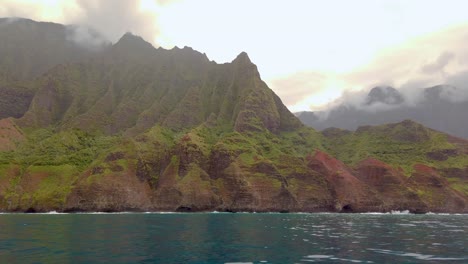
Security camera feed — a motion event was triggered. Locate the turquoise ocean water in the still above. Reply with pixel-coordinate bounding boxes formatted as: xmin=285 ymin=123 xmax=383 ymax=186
xmin=0 ymin=213 xmax=466 ymax=263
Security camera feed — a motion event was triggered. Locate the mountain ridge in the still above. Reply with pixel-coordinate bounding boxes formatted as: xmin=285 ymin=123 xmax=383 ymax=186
xmin=0 ymin=18 xmax=467 ymax=213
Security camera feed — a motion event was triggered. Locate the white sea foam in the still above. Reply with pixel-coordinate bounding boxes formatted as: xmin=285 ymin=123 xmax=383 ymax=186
xmin=46 ymin=211 xmax=67 ymax=214
xmin=24 ymin=211 xmax=70 ymax=215
xmin=390 ymin=210 xmax=410 ymax=214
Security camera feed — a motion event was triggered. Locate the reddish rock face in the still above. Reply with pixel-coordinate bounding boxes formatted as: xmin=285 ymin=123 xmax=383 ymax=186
xmin=1 ymin=147 xmax=467 ymax=213
xmin=355 ymin=158 xmax=426 ymax=212
xmin=307 ymin=151 xmax=382 ymax=212
xmin=304 ymin=153 xmax=467 ymax=213
xmin=407 ymin=164 xmax=467 ymax=213
xmin=65 ymin=170 xmax=154 ymax=212
xmin=355 ymin=158 xmax=406 ymax=188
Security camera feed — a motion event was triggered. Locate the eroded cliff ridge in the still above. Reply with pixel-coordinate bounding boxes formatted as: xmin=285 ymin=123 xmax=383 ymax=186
xmin=0 ymin=18 xmax=467 ymax=213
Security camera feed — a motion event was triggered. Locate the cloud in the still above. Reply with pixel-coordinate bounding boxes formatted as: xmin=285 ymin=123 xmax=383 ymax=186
xmin=421 ymin=51 xmax=455 ymax=74
xmin=0 ymin=0 xmax=176 ymax=45
xmin=0 ymin=1 xmax=39 ymax=19
xmin=443 ymin=70 xmax=468 ymax=101
xmin=271 ymin=23 xmax=468 ymax=111
xmin=70 ymin=0 xmax=160 ymax=44
xmin=65 ymin=25 xmax=110 ymax=49
xmin=270 ymin=72 xmax=327 ymax=107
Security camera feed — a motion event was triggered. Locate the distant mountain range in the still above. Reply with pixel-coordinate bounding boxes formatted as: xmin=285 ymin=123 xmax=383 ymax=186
xmin=297 ymin=85 xmax=468 ymax=139
xmin=0 ymin=18 xmax=467 ymax=213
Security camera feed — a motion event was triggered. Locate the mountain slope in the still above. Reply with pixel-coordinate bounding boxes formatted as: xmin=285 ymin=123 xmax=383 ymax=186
xmin=322 ymin=120 xmax=468 ymax=212
xmin=16 ymin=34 xmax=301 ymax=135
xmin=0 ymin=18 xmax=107 ymax=84
xmin=0 ymin=18 xmax=108 ymax=120
xmin=0 ymin=18 xmax=467 ymax=213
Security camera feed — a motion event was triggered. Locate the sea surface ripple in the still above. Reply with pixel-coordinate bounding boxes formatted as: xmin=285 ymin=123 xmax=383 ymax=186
xmin=0 ymin=213 xmax=466 ymax=263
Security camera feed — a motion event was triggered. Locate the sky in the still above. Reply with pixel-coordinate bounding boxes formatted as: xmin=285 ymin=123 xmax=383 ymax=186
xmin=2 ymin=0 xmax=468 ymax=112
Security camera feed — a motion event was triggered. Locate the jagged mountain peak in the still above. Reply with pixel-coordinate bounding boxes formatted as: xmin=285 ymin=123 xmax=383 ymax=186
xmin=113 ymin=32 xmax=155 ymax=52
xmin=232 ymin=51 xmax=252 ymax=64
xmin=118 ymin=32 xmax=145 ymax=42
xmin=230 ymin=51 xmax=261 ymax=80
xmin=365 ymin=86 xmax=404 ymax=105
xmin=167 ymin=45 xmax=210 ymax=63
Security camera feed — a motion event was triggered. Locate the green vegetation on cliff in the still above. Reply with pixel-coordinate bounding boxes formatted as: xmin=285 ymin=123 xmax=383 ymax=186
xmin=323 ymin=120 xmax=463 ymax=174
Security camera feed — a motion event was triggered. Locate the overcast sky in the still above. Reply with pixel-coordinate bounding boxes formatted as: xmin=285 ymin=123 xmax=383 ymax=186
xmin=2 ymin=0 xmax=468 ymax=111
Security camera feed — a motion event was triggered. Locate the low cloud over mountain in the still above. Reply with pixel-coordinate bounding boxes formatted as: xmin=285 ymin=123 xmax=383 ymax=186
xmin=0 ymin=0 xmax=174 ymax=45
xmin=297 ymin=84 xmax=468 ymax=138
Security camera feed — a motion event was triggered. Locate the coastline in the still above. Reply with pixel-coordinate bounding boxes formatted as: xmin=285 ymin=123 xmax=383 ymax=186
xmin=1 ymin=209 xmax=468 ymax=215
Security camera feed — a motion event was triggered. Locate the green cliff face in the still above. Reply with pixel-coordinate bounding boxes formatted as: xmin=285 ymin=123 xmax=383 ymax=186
xmin=15 ymin=34 xmax=301 ymax=135
xmin=0 ymin=18 xmax=467 ymax=213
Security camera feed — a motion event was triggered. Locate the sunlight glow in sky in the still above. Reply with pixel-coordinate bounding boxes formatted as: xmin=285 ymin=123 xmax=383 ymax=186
xmin=2 ymin=0 xmax=468 ymax=111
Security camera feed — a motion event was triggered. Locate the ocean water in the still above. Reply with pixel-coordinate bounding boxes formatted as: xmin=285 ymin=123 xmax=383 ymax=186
xmin=0 ymin=213 xmax=466 ymax=263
